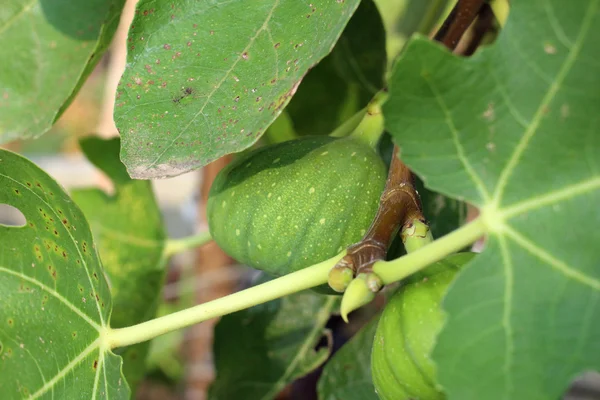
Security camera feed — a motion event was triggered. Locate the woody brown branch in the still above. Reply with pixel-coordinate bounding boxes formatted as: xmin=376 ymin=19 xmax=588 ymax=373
xmin=335 ymin=0 xmax=487 ymax=277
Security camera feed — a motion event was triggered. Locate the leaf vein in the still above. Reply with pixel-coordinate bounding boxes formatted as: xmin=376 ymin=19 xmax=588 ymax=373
xmin=487 ymin=64 xmax=529 ymax=128
xmin=91 ymin=352 xmax=104 ymax=400
xmin=501 ymin=176 xmax=600 ymax=218
xmin=0 ymin=326 xmax=48 ymax=388
xmin=0 ymin=171 xmax=107 ymax=325
xmin=544 ymin=1 xmax=575 ymax=48
xmin=91 ymin=223 xmax=163 ymax=248
xmin=497 ymin=235 xmax=514 ymax=399
xmin=448 ymin=325 xmax=503 ymax=371
xmin=503 ymin=226 xmax=600 ymax=290
xmin=30 ymin=340 xmax=100 ymax=399
xmin=421 ymin=69 xmax=491 ymax=203
xmin=493 ymin=0 xmax=599 ymax=202
xmin=0 ymin=267 xmax=101 ymax=331
xmin=0 ymin=0 xmax=36 ymax=36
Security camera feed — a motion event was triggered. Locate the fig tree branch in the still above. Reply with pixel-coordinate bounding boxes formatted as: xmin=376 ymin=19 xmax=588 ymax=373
xmin=331 ymin=0 xmax=487 ymax=283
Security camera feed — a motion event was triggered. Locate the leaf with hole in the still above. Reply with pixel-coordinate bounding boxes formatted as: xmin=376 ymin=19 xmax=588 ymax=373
xmin=384 ymin=1 xmax=600 ymax=398
xmin=0 ymin=149 xmax=128 ymax=398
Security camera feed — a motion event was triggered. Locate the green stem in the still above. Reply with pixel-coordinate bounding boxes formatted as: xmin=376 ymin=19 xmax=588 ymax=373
xmin=348 ymin=100 xmax=385 ymax=149
xmin=163 ymin=231 xmax=213 ymax=258
xmin=329 ymin=107 xmax=368 ymax=139
xmin=373 ymin=217 xmax=486 ymax=284
xmin=330 ymin=90 xmax=389 ymax=146
xmin=107 ymin=252 xmax=344 ymax=349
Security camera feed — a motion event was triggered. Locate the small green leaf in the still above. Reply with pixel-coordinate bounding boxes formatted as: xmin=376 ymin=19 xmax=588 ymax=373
xmin=0 ymin=0 xmax=125 ymax=142
xmin=115 ymin=0 xmax=362 ymax=179
xmin=0 ymin=149 xmax=128 ymax=398
xmin=71 ymin=137 xmax=167 ymax=392
xmin=317 ymin=317 xmax=379 ymax=400
xmin=384 ymin=1 xmax=600 ymax=398
xmin=209 ymin=281 xmax=338 ymax=400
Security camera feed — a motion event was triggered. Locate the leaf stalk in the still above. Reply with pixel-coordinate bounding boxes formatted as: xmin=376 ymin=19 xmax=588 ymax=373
xmin=373 ymin=217 xmax=486 ymax=284
xmin=163 ymin=231 xmax=213 ymax=258
xmin=108 ymin=252 xmax=343 ymax=349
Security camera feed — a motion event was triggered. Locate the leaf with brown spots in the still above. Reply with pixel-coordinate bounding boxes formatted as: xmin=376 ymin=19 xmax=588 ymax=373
xmin=72 ymin=136 xmax=167 ymax=393
xmin=0 ymin=149 xmax=129 ymax=398
xmin=115 ymin=0 xmax=362 ymax=179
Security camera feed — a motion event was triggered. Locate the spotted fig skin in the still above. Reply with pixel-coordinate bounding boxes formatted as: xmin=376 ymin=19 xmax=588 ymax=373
xmin=372 ymin=254 xmax=474 ymax=400
xmin=207 ymin=135 xmax=386 ymax=277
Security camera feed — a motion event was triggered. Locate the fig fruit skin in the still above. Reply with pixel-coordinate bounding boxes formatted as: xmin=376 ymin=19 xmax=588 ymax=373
xmin=207 ymin=135 xmax=386 ymax=277
xmin=372 ymin=253 xmax=475 ymax=400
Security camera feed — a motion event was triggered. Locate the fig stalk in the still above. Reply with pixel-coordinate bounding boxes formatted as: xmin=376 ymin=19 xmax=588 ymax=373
xmin=330 ymin=146 xmax=425 ymax=294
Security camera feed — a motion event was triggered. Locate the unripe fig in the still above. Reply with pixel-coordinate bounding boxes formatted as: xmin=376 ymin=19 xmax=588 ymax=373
xmin=207 ymin=135 xmax=386 ymax=277
xmin=371 ymin=254 xmax=474 ymax=400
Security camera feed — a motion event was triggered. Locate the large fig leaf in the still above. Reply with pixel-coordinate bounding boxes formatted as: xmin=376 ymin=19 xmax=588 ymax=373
xmin=384 ymin=1 xmax=600 ymax=398
xmin=209 ymin=282 xmax=338 ymax=400
xmin=0 ymin=0 xmax=125 ymax=142
xmin=115 ymin=0 xmax=362 ymax=179
xmin=0 ymin=149 xmax=128 ymax=398
xmin=72 ymin=137 xmax=167 ymax=392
